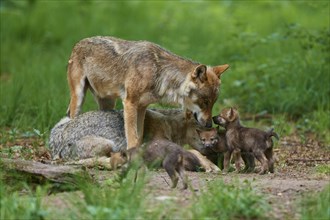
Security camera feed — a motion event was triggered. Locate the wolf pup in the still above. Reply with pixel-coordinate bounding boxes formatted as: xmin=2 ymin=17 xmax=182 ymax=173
xmin=212 ymin=108 xmax=279 ymax=174
xmin=66 ymin=36 xmax=229 ymax=149
xmin=196 ymin=128 xmax=255 ymax=173
xmin=143 ymin=139 xmax=196 ymax=189
xmin=146 ymin=141 xmax=221 ymax=188
xmin=116 ymin=139 xmax=204 ymax=189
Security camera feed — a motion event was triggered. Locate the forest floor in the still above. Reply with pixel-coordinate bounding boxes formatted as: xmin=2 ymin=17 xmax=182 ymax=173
xmin=1 ymin=131 xmax=329 ymax=219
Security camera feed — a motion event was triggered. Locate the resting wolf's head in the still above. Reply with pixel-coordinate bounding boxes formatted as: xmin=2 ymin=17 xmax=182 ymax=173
xmin=183 ymin=64 xmax=229 ymax=128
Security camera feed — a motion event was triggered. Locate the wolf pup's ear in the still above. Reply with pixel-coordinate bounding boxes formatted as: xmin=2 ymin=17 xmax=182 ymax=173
xmin=192 ymin=65 xmax=207 ymax=82
xmin=196 ymin=129 xmax=202 ymax=136
xmin=211 ymin=127 xmax=218 ymax=133
xmin=213 ymin=64 xmax=229 ymax=78
xmin=228 ymin=107 xmax=236 ymax=121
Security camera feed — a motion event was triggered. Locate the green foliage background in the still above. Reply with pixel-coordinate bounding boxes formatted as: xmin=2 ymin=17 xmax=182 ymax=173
xmin=1 ymin=0 xmax=329 ymax=138
xmin=0 ymin=2 xmax=329 ymax=219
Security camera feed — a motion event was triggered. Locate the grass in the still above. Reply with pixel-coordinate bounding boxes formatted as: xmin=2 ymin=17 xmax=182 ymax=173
xmin=0 ymin=168 xmax=49 ymax=220
xmin=189 ymin=179 xmax=270 ymax=219
xmin=0 ymin=1 xmax=329 ymax=219
xmin=315 ymin=164 xmax=330 ymax=175
xmin=0 ymin=1 xmax=329 ymax=144
xmin=0 ymin=167 xmax=271 ymax=219
xmin=63 ymin=170 xmax=155 ymax=219
xmin=299 ymin=184 xmax=330 ymax=220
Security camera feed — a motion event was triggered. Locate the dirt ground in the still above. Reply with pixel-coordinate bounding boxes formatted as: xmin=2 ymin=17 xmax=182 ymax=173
xmin=113 ymin=133 xmax=329 ymax=219
xmin=1 ymin=132 xmax=329 ymax=219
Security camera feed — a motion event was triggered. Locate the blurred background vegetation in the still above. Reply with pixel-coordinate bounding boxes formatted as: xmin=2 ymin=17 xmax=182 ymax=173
xmin=0 ymin=0 xmax=329 ymax=143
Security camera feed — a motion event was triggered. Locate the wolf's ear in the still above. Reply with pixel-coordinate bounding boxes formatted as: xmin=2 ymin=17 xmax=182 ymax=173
xmin=196 ymin=129 xmax=202 ymax=136
xmin=213 ymin=64 xmax=229 ymax=78
xmin=192 ymin=65 xmax=207 ymax=82
xmin=228 ymin=107 xmax=236 ymax=121
xmin=211 ymin=127 xmax=218 ymax=133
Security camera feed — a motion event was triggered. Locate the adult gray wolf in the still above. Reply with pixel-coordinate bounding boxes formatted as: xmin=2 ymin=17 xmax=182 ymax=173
xmin=66 ymin=36 xmax=229 ymax=149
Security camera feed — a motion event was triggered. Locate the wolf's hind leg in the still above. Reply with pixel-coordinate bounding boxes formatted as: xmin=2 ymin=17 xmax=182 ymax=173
xmin=254 ymin=151 xmax=268 ymax=175
xmin=177 ymin=163 xmax=188 ymax=189
xmin=241 ymin=153 xmax=255 ymax=173
xmin=67 ymin=60 xmax=87 ymax=118
xmin=265 ymin=148 xmax=274 ymax=173
xmin=163 ymin=154 xmax=181 ymax=188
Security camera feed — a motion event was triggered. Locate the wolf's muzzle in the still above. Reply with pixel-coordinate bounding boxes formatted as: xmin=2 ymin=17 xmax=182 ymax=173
xmin=212 ymin=116 xmax=221 ymax=125
xmin=194 ymin=112 xmax=212 ymax=128
xmin=193 ymin=112 xmax=198 ymax=122
xmin=205 ymin=120 xmax=212 ymax=128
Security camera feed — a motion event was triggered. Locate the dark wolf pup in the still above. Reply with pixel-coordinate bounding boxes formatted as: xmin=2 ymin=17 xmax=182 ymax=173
xmin=66 ymin=36 xmax=229 ymax=149
xmin=115 ymin=139 xmax=209 ymax=189
xmin=213 ymin=107 xmax=279 ymax=174
xmin=196 ymin=127 xmax=255 ymax=173
xmin=144 ymin=139 xmax=218 ymax=189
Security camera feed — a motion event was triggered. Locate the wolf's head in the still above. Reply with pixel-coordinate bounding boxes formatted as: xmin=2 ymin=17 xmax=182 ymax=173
xmin=183 ymin=64 xmax=229 ymax=128
xmin=212 ymin=107 xmax=240 ymax=129
xmin=196 ymin=127 xmax=219 ymax=149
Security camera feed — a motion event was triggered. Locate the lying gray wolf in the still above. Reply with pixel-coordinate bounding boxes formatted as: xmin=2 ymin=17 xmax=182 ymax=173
xmin=212 ymin=107 xmax=279 ymax=174
xmin=66 ymin=36 xmax=229 ymax=149
xmin=49 ymin=109 xmax=220 ymax=172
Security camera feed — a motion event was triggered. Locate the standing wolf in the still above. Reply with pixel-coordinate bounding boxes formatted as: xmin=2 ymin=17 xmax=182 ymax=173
xmin=66 ymin=36 xmax=229 ymax=149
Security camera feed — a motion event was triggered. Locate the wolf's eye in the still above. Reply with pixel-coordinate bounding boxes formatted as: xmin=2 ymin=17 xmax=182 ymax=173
xmin=201 ymin=138 xmax=205 ymax=142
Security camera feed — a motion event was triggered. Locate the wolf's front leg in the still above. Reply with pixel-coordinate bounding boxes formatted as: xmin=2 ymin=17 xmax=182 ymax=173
xmin=137 ymin=106 xmax=147 ymax=145
xmin=222 ymin=151 xmax=232 ymax=174
xmin=123 ymin=100 xmax=140 ymax=149
xmin=232 ymin=149 xmax=242 ymax=172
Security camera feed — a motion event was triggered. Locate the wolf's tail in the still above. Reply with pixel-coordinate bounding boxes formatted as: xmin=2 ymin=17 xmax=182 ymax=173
xmin=267 ymin=128 xmax=279 ymax=140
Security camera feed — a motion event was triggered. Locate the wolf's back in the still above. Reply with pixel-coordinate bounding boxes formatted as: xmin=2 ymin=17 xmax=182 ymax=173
xmin=49 ymin=110 xmax=126 ymax=159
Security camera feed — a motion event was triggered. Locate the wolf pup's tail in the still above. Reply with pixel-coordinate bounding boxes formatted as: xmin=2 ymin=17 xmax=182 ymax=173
xmin=267 ymin=128 xmax=279 ymax=140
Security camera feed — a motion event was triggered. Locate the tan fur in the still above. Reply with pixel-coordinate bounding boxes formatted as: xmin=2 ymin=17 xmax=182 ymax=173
xmin=110 ymin=152 xmax=127 ymax=170
xmin=187 ymin=149 xmax=220 ymax=173
xmin=66 ymin=36 xmax=229 ymax=149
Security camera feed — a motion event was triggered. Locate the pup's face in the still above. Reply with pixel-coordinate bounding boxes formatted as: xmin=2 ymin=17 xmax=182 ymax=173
xmin=186 ymin=64 xmax=229 ymax=128
xmin=110 ymin=152 xmax=127 ymax=170
xmin=212 ymin=107 xmax=239 ymax=128
xmin=196 ymin=128 xmax=219 ymax=149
